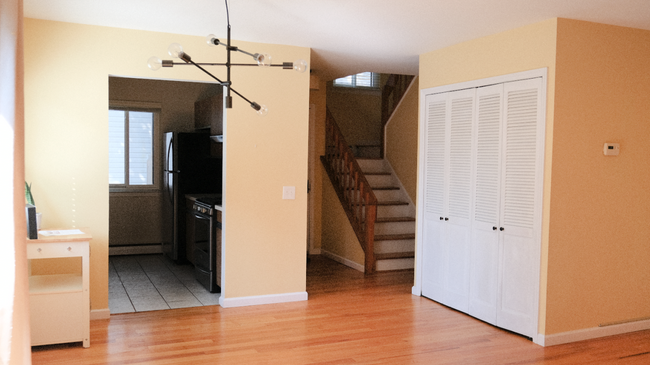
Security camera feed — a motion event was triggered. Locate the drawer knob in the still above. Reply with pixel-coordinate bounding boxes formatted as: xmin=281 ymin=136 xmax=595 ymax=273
xmin=67 ymin=247 xmax=72 ymax=251
xmin=37 ymin=248 xmax=42 ymax=253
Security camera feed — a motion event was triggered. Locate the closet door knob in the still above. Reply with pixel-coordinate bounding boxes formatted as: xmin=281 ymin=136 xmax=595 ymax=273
xmin=493 ymin=226 xmax=497 ymax=231
xmin=440 ymin=217 xmax=444 ymax=220
xmin=500 ymin=227 xmax=505 ymax=231
xmin=444 ymin=217 xmax=449 ymax=221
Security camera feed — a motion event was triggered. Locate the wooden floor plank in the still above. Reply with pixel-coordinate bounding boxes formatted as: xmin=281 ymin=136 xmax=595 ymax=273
xmin=31 ymin=255 xmax=650 ymax=364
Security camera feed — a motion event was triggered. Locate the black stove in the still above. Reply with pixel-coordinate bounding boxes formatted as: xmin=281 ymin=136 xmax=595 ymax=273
xmin=193 ymin=195 xmax=222 ymax=215
xmin=192 ymin=195 xmax=222 ymax=293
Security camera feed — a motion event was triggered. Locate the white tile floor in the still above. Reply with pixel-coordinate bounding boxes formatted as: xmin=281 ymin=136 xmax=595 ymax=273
xmin=109 ymin=254 xmax=220 ymax=314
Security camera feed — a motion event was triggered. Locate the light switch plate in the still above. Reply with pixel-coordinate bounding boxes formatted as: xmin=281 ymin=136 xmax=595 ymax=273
xmin=603 ymin=143 xmax=620 ymax=156
xmin=283 ymin=186 xmax=296 ymax=200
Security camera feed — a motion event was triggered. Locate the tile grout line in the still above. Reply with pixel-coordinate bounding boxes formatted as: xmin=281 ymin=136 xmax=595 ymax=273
xmin=109 ymin=258 xmax=136 ymax=313
xmin=136 ymin=255 xmax=172 ymax=312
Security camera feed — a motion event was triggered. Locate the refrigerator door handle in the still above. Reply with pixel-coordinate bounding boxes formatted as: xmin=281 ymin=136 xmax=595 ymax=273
xmin=166 ymin=174 xmax=174 ymax=205
xmin=166 ymin=135 xmax=174 ymax=172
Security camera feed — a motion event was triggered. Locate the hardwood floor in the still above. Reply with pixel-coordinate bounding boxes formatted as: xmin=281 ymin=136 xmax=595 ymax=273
xmin=32 ymin=255 xmax=650 ymax=364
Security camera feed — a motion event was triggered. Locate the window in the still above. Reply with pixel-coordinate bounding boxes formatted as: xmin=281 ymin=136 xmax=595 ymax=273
xmin=333 ymin=72 xmax=381 ymax=89
xmin=109 ymin=108 xmax=158 ymax=188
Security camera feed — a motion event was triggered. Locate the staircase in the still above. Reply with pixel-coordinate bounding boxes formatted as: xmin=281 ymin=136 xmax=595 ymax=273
xmin=322 ymin=73 xmax=416 ymax=274
xmin=357 ymin=158 xmax=415 ymax=271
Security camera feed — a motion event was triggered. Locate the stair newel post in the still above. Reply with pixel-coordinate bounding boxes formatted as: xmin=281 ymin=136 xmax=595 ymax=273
xmin=365 ymin=195 xmax=377 ymax=274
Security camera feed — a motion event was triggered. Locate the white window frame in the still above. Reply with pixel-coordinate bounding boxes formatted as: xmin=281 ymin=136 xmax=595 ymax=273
xmin=333 ymin=72 xmax=381 ymax=89
xmin=109 ymin=101 xmax=162 ymax=193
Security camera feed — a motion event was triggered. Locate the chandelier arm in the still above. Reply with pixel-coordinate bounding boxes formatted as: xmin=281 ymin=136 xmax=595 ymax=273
xmin=186 ymin=58 xmax=225 ymax=84
xmin=171 ymin=62 xmax=290 ymax=67
xmin=186 ymin=59 xmax=255 ymax=106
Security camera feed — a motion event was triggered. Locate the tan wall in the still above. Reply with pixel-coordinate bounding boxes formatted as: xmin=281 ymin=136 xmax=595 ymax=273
xmin=327 ymin=84 xmax=382 ymax=147
xmin=385 ymin=76 xmax=419 ymax=202
xmin=3 ymin=1 xmax=32 ymax=361
xmin=419 ymin=18 xmax=558 ymax=334
xmin=309 ymin=76 xmax=328 ymax=253
xmin=545 ymin=19 xmax=650 ymax=334
xmin=321 ymin=175 xmax=365 ymax=266
xmin=24 ymin=18 xmax=310 ymax=310
xmin=420 ymin=17 xmax=650 ymax=336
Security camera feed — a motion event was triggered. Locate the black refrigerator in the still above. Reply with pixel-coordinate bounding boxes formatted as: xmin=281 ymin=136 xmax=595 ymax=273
xmin=162 ymin=132 xmax=222 ymax=262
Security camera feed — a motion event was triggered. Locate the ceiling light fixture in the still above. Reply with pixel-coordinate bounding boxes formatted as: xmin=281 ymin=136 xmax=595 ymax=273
xmin=148 ymin=0 xmax=308 ymax=116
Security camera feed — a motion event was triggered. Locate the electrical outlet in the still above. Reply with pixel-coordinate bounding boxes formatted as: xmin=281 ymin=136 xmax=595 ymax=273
xmin=283 ymin=186 xmax=296 ymax=200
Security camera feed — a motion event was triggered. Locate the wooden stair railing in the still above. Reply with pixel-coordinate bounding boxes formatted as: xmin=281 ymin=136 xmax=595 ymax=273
xmin=321 ymin=109 xmax=378 ymax=274
xmin=380 ymin=74 xmax=415 ymax=157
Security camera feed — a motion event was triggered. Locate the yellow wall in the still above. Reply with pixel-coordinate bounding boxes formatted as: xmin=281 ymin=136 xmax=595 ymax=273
xmin=385 ymin=76 xmax=419 ymax=202
xmin=309 ymin=76 xmax=328 ymax=253
xmin=327 ymin=85 xmax=382 ymax=147
xmin=321 ymin=175 xmax=365 ymax=266
xmin=419 ymin=18 xmax=558 ymax=334
xmin=545 ymin=19 xmax=650 ymax=334
xmin=24 ymin=19 xmax=310 ymax=310
xmin=420 ymin=17 xmax=650 ymax=336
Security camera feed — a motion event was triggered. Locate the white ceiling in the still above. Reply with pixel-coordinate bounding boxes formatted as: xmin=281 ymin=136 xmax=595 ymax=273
xmin=23 ymin=0 xmax=650 ymax=80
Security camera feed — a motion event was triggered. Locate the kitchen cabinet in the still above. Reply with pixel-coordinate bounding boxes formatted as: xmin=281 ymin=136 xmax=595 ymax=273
xmin=194 ymin=93 xmax=223 ymax=136
xmin=27 ymin=230 xmax=91 ymax=348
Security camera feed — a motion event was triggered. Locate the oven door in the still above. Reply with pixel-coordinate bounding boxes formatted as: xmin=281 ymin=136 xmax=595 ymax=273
xmin=193 ymin=211 xmax=220 ymax=293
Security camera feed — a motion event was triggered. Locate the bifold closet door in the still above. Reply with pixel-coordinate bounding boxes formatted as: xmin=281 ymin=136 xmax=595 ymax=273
xmin=468 ymin=84 xmax=504 ymax=325
xmin=421 ymin=89 xmax=474 ymax=313
xmin=421 ymin=76 xmax=545 ymax=340
xmin=495 ymin=77 xmax=544 ymax=338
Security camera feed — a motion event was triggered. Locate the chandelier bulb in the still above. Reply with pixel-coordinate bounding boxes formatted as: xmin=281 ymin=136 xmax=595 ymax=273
xmin=206 ymin=34 xmax=219 ymax=47
xmin=167 ymin=43 xmax=184 ymax=59
xmin=255 ymin=53 xmax=272 ymax=67
xmin=147 ymin=56 xmax=163 ymax=71
xmin=293 ymin=59 xmax=308 ymax=73
xmin=251 ymin=102 xmax=268 ymax=116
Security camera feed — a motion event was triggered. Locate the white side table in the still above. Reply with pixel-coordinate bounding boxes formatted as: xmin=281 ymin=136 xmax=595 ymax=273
xmin=27 ymin=230 xmax=91 ymax=348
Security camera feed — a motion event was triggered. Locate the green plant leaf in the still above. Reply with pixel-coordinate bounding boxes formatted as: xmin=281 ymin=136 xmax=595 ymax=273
xmin=25 ymin=181 xmax=35 ymax=206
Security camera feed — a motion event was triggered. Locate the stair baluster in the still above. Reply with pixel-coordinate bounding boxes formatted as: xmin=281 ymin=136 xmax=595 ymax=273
xmin=321 ymin=109 xmax=378 ymax=274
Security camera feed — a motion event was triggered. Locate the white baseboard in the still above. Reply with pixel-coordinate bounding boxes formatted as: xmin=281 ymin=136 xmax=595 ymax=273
xmin=109 ymin=244 xmax=162 ymax=256
xmin=219 ymin=291 xmax=308 ymax=308
xmin=321 ymin=250 xmax=364 ymax=273
xmin=538 ymin=318 xmax=650 ymax=346
xmin=91 ymin=308 xmax=111 ymax=320
xmin=412 ymin=286 xmax=421 ymax=296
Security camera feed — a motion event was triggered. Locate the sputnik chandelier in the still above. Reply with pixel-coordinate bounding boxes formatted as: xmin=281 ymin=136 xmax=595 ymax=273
xmin=147 ymin=0 xmax=308 ymax=116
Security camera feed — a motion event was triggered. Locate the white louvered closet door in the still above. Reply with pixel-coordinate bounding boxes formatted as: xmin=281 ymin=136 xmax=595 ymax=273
xmin=443 ymin=89 xmax=474 ymax=312
xmin=419 ymin=71 xmax=545 ymax=341
xmin=421 ymin=92 xmax=449 ymax=303
xmin=421 ymin=89 xmax=474 ymax=312
xmin=468 ymin=84 xmax=504 ymax=325
xmin=496 ymin=77 xmax=544 ymax=338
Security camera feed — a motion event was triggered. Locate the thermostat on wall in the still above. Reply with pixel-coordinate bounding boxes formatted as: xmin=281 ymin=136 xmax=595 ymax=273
xmin=603 ymin=143 xmax=620 ymax=156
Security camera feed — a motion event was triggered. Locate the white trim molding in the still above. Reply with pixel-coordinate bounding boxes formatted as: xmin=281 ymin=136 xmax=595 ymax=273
xmin=538 ymin=318 xmax=650 ymax=346
xmin=219 ymin=291 xmax=308 ymax=308
xmin=321 ymin=250 xmax=364 ymax=273
xmin=91 ymin=308 xmax=111 ymax=320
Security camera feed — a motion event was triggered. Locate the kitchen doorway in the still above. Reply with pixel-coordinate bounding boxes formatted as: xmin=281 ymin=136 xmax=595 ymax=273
xmin=108 ymin=76 xmax=223 ymax=313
